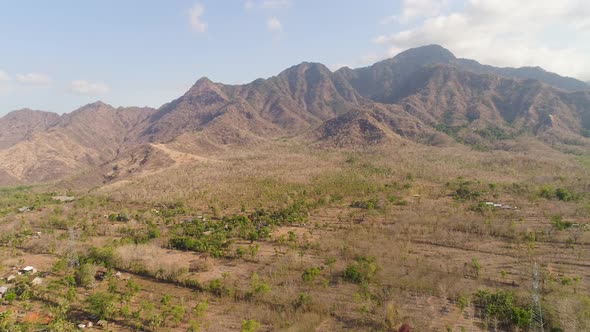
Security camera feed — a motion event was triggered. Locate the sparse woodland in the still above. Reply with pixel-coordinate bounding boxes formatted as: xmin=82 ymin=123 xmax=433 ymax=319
xmin=1 ymin=141 xmax=589 ymax=331
xmin=1 ymin=45 xmax=590 ymax=332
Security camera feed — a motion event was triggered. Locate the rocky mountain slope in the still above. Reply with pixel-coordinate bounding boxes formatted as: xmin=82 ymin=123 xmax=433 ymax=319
xmin=1 ymin=45 xmax=589 ymax=184
xmin=0 ymin=102 xmax=154 ymax=183
xmin=0 ymin=109 xmax=60 ymax=149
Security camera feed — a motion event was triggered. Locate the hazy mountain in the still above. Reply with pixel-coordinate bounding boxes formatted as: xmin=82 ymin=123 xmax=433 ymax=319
xmin=456 ymin=59 xmax=590 ymax=92
xmin=1 ymin=44 xmax=589 ymax=184
xmin=0 ymin=102 xmax=155 ymax=184
xmin=0 ymin=109 xmax=59 ymax=149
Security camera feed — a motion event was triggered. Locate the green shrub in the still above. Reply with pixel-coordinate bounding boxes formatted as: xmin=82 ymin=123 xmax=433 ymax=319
xmin=474 ymin=289 xmax=531 ymax=329
xmin=86 ymin=291 xmax=116 ymax=320
xmin=343 ymin=256 xmax=377 ymax=284
xmin=551 ymin=215 xmax=573 ymax=230
xmin=302 ymin=267 xmax=321 ymax=284
xmin=293 ymin=293 xmax=313 ymax=311
xmin=555 ymin=188 xmax=575 ymax=201
xmin=447 ymin=178 xmax=481 ymax=201
xmin=241 ymin=319 xmax=260 ymax=332
xmin=539 ymin=186 xmax=576 ymax=201
xmin=75 ymin=263 xmax=97 ymax=289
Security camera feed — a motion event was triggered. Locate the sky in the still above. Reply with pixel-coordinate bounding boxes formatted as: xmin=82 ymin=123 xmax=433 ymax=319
xmin=1 ymin=0 xmax=589 ymax=115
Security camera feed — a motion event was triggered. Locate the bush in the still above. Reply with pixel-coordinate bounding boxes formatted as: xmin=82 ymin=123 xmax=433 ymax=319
xmin=241 ymin=319 xmax=260 ymax=332
xmin=555 ymin=188 xmax=575 ymax=201
xmin=474 ymin=289 xmax=531 ymax=329
xmin=551 ymin=215 xmax=573 ymax=230
xmin=447 ymin=178 xmax=481 ymax=201
xmin=539 ymin=186 xmax=576 ymax=201
xmin=86 ymin=291 xmax=116 ymax=320
xmin=343 ymin=256 xmax=377 ymax=284
xmin=87 ymin=246 xmax=115 ymax=268
xmin=302 ymin=267 xmax=321 ymax=284
xmin=293 ymin=293 xmax=313 ymax=311
xmin=75 ymin=263 xmax=98 ymax=289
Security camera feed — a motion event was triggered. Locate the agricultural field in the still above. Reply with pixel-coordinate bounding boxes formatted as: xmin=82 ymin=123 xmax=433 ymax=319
xmin=1 ymin=142 xmax=589 ymax=331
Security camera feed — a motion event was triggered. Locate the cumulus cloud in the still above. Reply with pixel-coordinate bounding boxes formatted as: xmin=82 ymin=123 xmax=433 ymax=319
xmin=189 ymin=3 xmax=208 ymax=33
xmin=16 ymin=72 xmax=51 ymax=85
xmin=70 ymin=80 xmax=109 ymax=95
xmin=375 ymin=0 xmax=590 ymax=80
xmin=267 ymin=17 xmax=282 ymax=32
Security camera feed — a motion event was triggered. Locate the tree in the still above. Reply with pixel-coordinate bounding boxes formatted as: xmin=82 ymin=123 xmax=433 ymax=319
xmin=75 ymin=263 xmax=97 ymax=288
xmin=86 ymin=291 xmax=116 ymax=320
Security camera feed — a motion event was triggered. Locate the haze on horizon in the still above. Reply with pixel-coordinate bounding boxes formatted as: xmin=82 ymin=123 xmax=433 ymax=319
xmin=1 ymin=0 xmax=589 ymax=115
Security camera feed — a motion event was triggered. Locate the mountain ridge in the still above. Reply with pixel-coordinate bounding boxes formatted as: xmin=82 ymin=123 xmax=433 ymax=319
xmin=1 ymin=44 xmax=589 ymax=185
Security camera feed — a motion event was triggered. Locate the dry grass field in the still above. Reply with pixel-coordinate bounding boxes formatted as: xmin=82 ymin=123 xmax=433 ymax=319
xmin=1 ymin=139 xmax=589 ymax=331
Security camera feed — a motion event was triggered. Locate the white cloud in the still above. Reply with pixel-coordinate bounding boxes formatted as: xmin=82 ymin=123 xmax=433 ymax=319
xmin=189 ymin=3 xmax=208 ymax=33
xmin=375 ymin=0 xmax=590 ymax=80
xmin=267 ymin=17 xmax=282 ymax=32
xmin=70 ymin=80 xmax=109 ymax=95
xmin=0 ymin=70 xmax=9 ymax=81
xmin=382 ymin=0 xmax=450 ymax=24
xmin=16 ymin=72 xmax=51 ymax=85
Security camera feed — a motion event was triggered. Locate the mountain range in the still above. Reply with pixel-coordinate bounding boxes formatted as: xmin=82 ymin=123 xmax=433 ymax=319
xmin=1 ymin=44 xmax=589 ymax=185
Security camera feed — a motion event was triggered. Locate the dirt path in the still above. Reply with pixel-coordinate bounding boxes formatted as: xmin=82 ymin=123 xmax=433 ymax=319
xmin=149 ymin=143 xmax=221 ymax=165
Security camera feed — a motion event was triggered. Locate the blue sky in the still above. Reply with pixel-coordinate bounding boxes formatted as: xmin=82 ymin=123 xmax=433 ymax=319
xmin=1 ymin=0 xmax=589 ymax=115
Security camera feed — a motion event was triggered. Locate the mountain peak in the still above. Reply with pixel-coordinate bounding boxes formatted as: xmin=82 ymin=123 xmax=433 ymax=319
xmin=388 ymin=44 xmax=456 ymax=65
xmin=185 ymin=77 xmax=227 ymax=100
xmin=278 ymin=62 xmax=333 ymax=77
xmin=194 ymin=76 xmax=214 ymax=85
xmin=2 ymin=108 xmax=57 ymax=120
xmin=81 ymin=101 xmax=112 ymax=109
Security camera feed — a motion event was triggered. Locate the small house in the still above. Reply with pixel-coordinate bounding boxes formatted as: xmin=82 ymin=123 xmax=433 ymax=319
xmin=21 ymin=266 xmax=37 ymax=274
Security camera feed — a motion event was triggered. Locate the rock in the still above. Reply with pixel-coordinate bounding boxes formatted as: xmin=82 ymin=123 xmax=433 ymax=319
xmin=77 ymin=323 xmax=86 ymax=329
xmin=52 ymin=196 xmax=76 ymax=202
xmin=18 ymin=206 xmax=31 ymax=213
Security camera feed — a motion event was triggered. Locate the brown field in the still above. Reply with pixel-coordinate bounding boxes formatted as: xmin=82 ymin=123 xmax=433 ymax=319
xmin=0 ymin=139 xmax=589 ymax=331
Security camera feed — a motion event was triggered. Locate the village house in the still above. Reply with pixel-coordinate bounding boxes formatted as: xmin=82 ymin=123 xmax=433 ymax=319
xmin=20 ymin=266 xmax=37 ymax=274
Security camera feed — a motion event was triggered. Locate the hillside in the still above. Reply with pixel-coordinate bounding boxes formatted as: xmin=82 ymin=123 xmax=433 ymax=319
xmin=1 ymin=46 xmax=590 ymax=332
xmin=0 ymin=45 xmax=589 ymax=184
xmin=0 ymin=109 xmax=59 ymax=149
xmin=0 ymin=102 xmax=155 ymax=184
